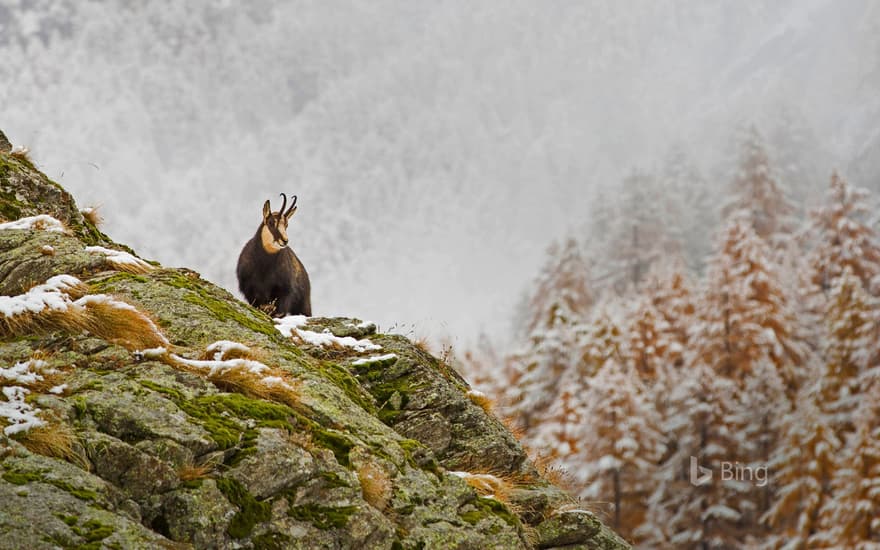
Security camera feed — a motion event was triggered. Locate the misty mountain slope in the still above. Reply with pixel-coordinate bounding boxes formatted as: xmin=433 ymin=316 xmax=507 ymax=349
xmin=0 ymin=0 xmax=877 ymax=346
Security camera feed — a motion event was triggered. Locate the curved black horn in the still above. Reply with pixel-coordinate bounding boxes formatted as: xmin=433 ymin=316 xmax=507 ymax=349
xmin=286 ymin=195 xmax=298 ymax=215
xmin=278 ymin=193 xmax=287 ymax=215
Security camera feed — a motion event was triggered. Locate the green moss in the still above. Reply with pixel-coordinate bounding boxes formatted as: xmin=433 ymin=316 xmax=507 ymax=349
xmin=55 ymin=513 xmax=79 ymax=527
xmin=319 ymin=471 xmax=350 ymax=489
xmin=71 ymin=396 xmax=88 ymax=418
xmin=48 ymin=479 xmax=99 ymax=502
xmin=311 ymin=429 xmax=355 ymax=468
xmin=2 ymin=470 xmax=43 ymax=485
xmin=318 ymin=361 xmax=377 ymax=415
xmin=0 ymin=198 xmax=21 ymax=220
xmin=2 ymin=467 xmax=98 ymax=502
xmin=139 ymin=382 xmax=296 ymax=452
xmin=180 ymin=479 xmax=204 ymax=490
xmin=288 ymin=503 xmax=357 ymax=530
xmin=71 ymin=519 xmax=114 ymax=542
xmin=89 ymin=272 xmax=149 ymax=293
xmin=349 ymin=359 xmax=426 ymax=425
xmin=217 ymin=477 xmax=272 ymax=539
xmin=158 ymin=271 xmax=278 ymax=337
xmin=138 ymin=380 xmax=185 ymax=401
xmin=462 ymin=497 xmax=519 ymax=529
xmin=252 ymin=532 xmax=292 ymax=550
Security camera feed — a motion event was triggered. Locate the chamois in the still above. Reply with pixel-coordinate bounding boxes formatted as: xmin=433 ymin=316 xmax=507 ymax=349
xmin=236 ymin=193 xmax=311 ymax=317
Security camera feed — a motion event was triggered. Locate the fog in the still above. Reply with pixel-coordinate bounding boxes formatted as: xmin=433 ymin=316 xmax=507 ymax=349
xmin=1 ymin=0 xmax=878 ymax=347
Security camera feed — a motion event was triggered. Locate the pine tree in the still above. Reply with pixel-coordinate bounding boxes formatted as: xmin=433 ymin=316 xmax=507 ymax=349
xmin=603 ymin=168 xmax=680 ymax=293
xmin=506 ymin=299 xmax=580 ymax=433
xmin=642 ymin=258 xmax=696 ymax=371
xmin=762 ymin=395 xmax=841 ymax=548
xmin=806 ymin=172 xmax=880 ymax=297
xmin=814 ymin=385 xmax=880 ymax=547
xmin=537 ymin=302 xmax=624 ymax=459
xmin=692 ymin=214 xmax=808 ymax=395
xmin=723 ymin=125 xmax=795 ymax=242
xmin=622 ymin=297 xmax=672 ymax=380
xmin=639 ymin=362 xmax=752 ymax=548
xmin=559 ymin=359 xmax=664 ymax=544
xmin=660 ymin=144 xmax=717 ymax=273
xmin=818 ymin=267 xmax=877 ymax=431
xmin=518 ymin=237 xmax=593 ymax=338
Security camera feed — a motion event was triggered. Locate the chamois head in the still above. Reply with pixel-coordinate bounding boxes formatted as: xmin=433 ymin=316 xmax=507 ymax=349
xmin=260 ymin=193 xmax=298 ymax=254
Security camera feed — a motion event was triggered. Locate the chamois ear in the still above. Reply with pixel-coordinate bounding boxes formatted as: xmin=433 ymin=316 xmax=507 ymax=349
xmin=284 ymin=195 xmax=298 ymax=220
xmin=262 ymin=200 xmax=271 ymax=221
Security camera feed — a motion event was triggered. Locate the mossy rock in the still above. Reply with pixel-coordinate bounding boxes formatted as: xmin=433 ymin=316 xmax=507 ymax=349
xmin=0 ymin=134 xmax=630 ymax=549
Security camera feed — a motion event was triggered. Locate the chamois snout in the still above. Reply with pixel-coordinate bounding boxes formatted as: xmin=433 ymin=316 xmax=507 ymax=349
xmin=236 ymin=193 xmax=312 ymax=317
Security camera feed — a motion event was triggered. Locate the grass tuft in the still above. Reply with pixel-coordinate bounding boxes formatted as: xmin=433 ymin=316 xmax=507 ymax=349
xmin=80 ymin=205 xmax=103 ymax=227
xmin=80 ymin=297 xmax=169 ymax=350
xmin=357 ymin=460 xmax=393 ymax=511
xmin=15 ymin=421 xmax=89 ymax=471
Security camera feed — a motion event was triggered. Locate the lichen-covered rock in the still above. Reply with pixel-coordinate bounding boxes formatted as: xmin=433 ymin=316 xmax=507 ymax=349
xmin=0 ymin=130 xmax=11 ymax=153
xmin=0 ymin=133 xmax=631 ymax=549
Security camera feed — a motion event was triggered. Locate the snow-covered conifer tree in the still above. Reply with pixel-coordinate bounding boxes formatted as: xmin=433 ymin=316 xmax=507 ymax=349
xmin=818 ymin=267 xmax=877 ymax=432
xmin=814 ymin=385 xmax=880 ymax=547
xmin=723 ymin=125 xmax=796 ymax=242
xmin=806 ymin=172 xmax=880 ymax=297
xmin=639 ymin=363 xmax=751 ymax=548
xmin=762 ymin=396 xmax=840 ymax=548
xmin=692 ymin=214 xmax=807 ymax=395
xmin=558 ymin=359 xmax=664 ymax=544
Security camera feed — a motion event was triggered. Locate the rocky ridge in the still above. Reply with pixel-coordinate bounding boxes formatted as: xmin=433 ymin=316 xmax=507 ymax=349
xmin=0 ymin=134 xmax=629 ymax=549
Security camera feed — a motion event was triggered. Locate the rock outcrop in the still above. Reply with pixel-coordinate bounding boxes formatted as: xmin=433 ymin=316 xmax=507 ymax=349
xmin=0 ymin=136 xmax=630 ymax=549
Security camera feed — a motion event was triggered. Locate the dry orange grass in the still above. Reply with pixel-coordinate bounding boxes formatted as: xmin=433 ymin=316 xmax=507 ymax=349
xmin=499 ymin=414 xmax=527 ymax=442
xmin=177 ymin=461 xmax=213 ymax=481
xmin=358 ymin=460 xmax=393 ymax=511
xmin=9 ymin=145 xmax=31 ymax=162
xmin=162 ymin=350 xmax=304 ymax=415
xmin=0 ymin=308 xmax=87 ymax=341
xmin=205 ymin=364 xmax=277 ymax=401
xmin=413 ymin=336 xmax=433 ymax=354
xmin=80 ymin=205 xmax=103 ymax=227
xmin=79 ymin=297 xmax=169 ymax=350
xmin=106 ymin=258 xmax=153 ymax=275
xmin=466 ymin=390 xmax=495 ymax=415
xmin=199 ymin=342 xmax=266 ymax=363
xmin=455 ymin=471 xmax=510 ymax=497
xmin=0 ymin=278 xmax=89 ymax=339
xmin=16 ymin=421 xmax=89 ymax=470
xmin=528 ymin=450 xmax=571 ymax=490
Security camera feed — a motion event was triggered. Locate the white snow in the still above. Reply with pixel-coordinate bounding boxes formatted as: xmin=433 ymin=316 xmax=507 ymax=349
xmin=0 ymin=360 xmax=48 ymax=385
xmin=205 ymin=340 xmax=251 ymax=361
xmin=0 ymin=385 xmax=45 ymax=435
xmin=351 ymin=353 xmax=397 ymax=366
xmin=48 ymin=384 xmax=68 ymax=394
xmin=76 ymin=293 xmax=139 ymax=312
xmin=273 ymin=315 xmax=310 ymax=337
xmin=85 ymin=245 xmax=153 ymax=271
xmin=171 ymin=353 xmax=269 ymax=377
xmin=0 ymin=274 xmax=83 ymax=317
xmin=275 ymin=315 xmax=381 ymax=352
xmin=0 ymin=214 xmax=67 ymax=233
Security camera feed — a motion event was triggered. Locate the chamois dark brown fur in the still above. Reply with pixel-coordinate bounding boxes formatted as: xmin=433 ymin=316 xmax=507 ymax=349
xmin=237 ymin=193 xmax=311 ymax=317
